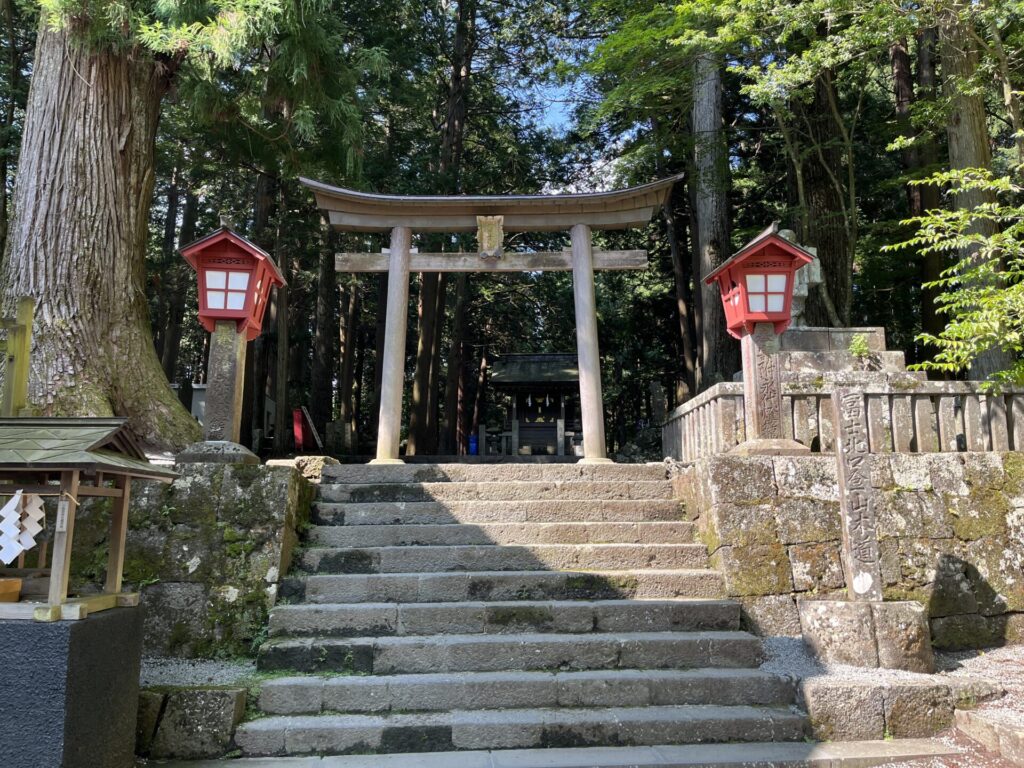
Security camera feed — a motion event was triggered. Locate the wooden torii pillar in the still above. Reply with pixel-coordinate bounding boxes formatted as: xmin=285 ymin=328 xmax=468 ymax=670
xmin=302 ymin=175 xmax=684 ymax=464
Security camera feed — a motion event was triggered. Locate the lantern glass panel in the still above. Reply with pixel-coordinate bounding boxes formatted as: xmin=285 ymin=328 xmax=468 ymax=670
xmin=207 ymin=290 xmax=226 ymax=309
xmin=746 ymin=274 xmax=766 ymax=292
xmin=767 ymin=294 xmax=785 ymax=312
xmin=226 ymin=292 xmax=246 ymax=310
xmin=748 ymin=294 xmax=766 ymax=312
xmin=767 ymin=274 xmax=787 ymax=292
xmin=228 ymin=272 xmax=250 ymax=290
xmin=206 ymin=270 xmax=227 ymax=289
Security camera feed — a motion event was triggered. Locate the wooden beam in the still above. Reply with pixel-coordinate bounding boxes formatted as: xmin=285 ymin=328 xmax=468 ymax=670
xmin=105 ymin=476 xmax=130 ymax=594
xmin=47 ymin=471 xmax=79 ymax=608
xmin=336 ymin=250 xmax=648 ymax=273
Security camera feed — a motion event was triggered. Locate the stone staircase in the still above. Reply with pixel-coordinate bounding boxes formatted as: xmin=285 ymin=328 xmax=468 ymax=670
xmin=235 ymin=463 xmax=807 ymax=757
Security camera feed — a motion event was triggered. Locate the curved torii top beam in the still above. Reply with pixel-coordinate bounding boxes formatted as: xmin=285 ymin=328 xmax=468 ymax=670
xmin=300 ymin=175 xmax=683 ymax=233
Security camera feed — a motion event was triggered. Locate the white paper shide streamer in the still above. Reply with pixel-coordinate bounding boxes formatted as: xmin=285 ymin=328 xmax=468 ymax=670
xmin=0 ymin=491 xmax=44 ymax=565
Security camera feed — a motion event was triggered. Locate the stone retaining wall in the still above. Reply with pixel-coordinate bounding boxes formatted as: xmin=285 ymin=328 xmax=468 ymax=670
xmin=674 ymin=452 xmax=1024 ymax=648
xmin=69 ymin=463 xmax=314 ymax=657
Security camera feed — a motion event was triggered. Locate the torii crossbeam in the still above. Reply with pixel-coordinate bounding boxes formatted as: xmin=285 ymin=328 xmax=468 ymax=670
xmin=302 ymin=175 xmax=683 ymax=464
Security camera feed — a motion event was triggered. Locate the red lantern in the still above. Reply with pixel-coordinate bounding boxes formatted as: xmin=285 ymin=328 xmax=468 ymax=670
xmin=704 ymin=224 xmax=815 ymax=339
xmin=181 ymin=227 xmax=286 ymax=341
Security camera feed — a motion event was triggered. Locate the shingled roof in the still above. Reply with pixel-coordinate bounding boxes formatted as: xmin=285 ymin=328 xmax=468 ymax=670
xmin=0 ymin=418 xmax=176 ymax=481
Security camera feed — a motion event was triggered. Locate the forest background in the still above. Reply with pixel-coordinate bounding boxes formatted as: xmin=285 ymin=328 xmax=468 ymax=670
xmin=0 ymin=0 xmax=1021 ymax=454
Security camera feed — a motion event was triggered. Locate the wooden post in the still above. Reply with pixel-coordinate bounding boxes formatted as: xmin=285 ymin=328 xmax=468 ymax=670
xmin=47 ymin=470 xmax=80 ymax=608
xmin=570 ymin=224 xmax=610 ymax=463
xmin=104 ymin=476 xmax=131 ymax=594
xmin=832 ymin=388 xmax=884 ymax=601
xmin=1 ymin=297 xmax=33 ymax=417
xmin=372 ymin=227 xmax=412 ymax=464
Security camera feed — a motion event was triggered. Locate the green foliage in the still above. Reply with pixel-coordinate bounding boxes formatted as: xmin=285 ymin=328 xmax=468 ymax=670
xmin=848 ymin=333 xmax=871 ymax=359
xmin=886 ymin=169 xmax=1024 ymax=388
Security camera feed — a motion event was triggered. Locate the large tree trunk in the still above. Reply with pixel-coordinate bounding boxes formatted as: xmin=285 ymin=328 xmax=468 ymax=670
xmin=406 ymin=273 xmax=442 ymax=455
xmin=160 ymin=190 xmax=197 ymax=382
xmin=798 ymin=73 xmax=852 ymax=326
xmin=892 ymin=36 xmax=945 ymax=352
xmin=939 ymin=6 xmax=1012 ymax=378
xmin=337 ymin=281 xmax=360 ymax=452
xmin=152 ymin=169 xmax=180 ymax=359
xmin=915 ymin=29 xmax=945 ymax=342
xmin=1 ymin=26 xmax=198 ymax=449
xmin=690 ymin=52 xmax=738 ymax=389
xmin=310 ymin=236 xmax=337 ymax=439
xmin=247 ymin=170 xmax=279 ymax=448
xmin=439 ymin=273 xmax=468 ymax=454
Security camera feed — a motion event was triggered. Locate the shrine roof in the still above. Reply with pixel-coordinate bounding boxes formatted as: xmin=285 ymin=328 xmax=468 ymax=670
xmin=491 ymin=354 xmax=579 ymax=386
xmin=0 ymin=418 xmax=176 ymax=481
xmin=301 ymin=176 xmax=683 ymax=233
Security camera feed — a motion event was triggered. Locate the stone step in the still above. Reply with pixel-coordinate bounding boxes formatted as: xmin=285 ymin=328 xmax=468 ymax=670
xmin=136 ymin=740 xmax=965 ymax=767
xmin=256 ymin=631 xmax=762 ymax=674
xmin=313 ymin=499 xmax=688 ymax=526
xmin=317 ymin=481 xmax=674 ymax=504
xmin=234 ymin=705 xmax=807 ymax=756
xmin=259 ymin=668 xmax=794 ymax=715
xmin=308 ymin=522 xmax=697 ymax=547
xmin=286 ymin=569 xmax=726 ymax=604
xmin=269 ymin=599 xmax=739 ymax=638
xmin=321 ymin=463 xmax=669 ymax=484
xmin=298 ymin=544 xmax=708 ymax=574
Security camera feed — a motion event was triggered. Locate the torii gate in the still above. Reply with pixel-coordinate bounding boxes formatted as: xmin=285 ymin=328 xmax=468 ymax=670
xmin=302 ymin=175 xmax=682 ymax=465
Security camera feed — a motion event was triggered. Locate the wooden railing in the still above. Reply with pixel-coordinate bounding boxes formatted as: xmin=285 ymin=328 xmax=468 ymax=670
xmin=663 ymin=381 xmax=1024 ymax=462
xmin=0 ymin=298 xmax=32 ymax=418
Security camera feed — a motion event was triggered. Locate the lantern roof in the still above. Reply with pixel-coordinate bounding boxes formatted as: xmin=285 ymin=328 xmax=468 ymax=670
xmin=180 ymin=227 xmax=286 ymax=286
xmin=703 ymin=222 xmax=815 ymax=285
xmin=301 ymin=175 xmax=683 ymax=233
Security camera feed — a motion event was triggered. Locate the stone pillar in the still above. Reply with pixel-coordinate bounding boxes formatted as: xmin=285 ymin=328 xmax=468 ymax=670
xmin=731 ymin=322 xmax=808 ymax=456
xmin=204 ymin=320 xmax=247 ymax=442
xmin=570 ymin=224 xmax=611 ymax=463
xmin=832 ymin=386 xmax=883 ymax=601
xmin=372 ymin=226 xmax=412 ymax=464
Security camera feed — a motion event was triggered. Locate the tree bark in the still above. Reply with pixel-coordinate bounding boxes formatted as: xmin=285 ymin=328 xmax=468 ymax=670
xmin=152 ymin=169 xmax=179 ymax=359
xmin=406 ymin=273 xmax=442 ymax=454
xmin=369 ymin=272 xmax=388 ymax=438
xmin=939 ymin=6 xmax=1013 ymax=378
xmin=1 ymin=25 xmax=198 ymax=449
xmin=337 ymin=281 xmax=360 ymax=452
xmin=892 ymin=36 xmax=945 ymax=348
xmin=247 ymin=170 xmax=279 ymax=447
xmin=690 ymin=52 xmax=738 ymax=389
xmin=798 ymin=73 xmax=853 ymax=326
xmin=440 ymin=273 xmax=468 ymax=454
xmin=915 ymin=29 xmax=945 ymax=342
xmin=160 ymin=190 xmax=197 ymax=382
xmin=310 ymin=235 xmax=337 ymax=439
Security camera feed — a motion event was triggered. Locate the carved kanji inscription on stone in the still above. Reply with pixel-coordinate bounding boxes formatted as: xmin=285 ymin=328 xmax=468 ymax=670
xmin=742 ymin=323 xmax=784 ymax=440
xmin=832 ymin=386 xmax=884 ymax=601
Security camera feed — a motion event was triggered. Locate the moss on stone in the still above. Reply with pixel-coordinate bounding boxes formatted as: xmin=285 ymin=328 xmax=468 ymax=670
xmin=486 ymin=605 xmax=554 ymax=627
xmin=952 ymin=486 xmax=1010 ymax=540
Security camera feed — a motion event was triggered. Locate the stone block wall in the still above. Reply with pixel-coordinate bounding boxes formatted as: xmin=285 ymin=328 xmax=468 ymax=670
xmin=69 ymin=463 xmax=314 ymax=657
xmin=675 ymin=452 xmax=1024 ymax=648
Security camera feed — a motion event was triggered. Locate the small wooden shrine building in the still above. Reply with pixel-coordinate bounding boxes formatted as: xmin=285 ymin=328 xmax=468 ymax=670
xmin=487 ymin=353 xmax=581 ymax=456
xmin=303 ymin=174 xmax=682 ymax=464
xmin=0 ymin=418 xmax=176 ymax=621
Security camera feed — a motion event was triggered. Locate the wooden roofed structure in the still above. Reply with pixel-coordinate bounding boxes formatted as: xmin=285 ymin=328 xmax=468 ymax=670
xmin=0 ymin=418 xmax=176 ymax=621
xmin=303 ymin=175 xmax=684 ymax=464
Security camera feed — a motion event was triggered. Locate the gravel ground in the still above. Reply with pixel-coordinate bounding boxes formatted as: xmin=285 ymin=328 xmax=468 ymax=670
xmin=139 ymin=656 xmax=256 ymax=688
xmin=761 ymin=638 xmax=1024 ymax=768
